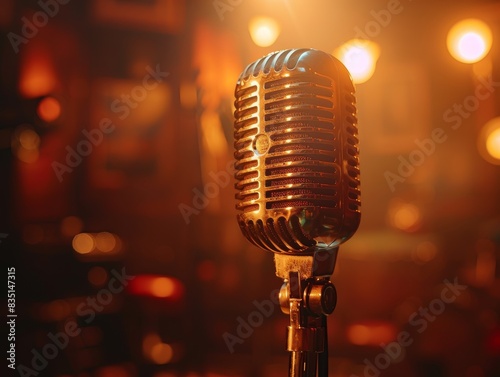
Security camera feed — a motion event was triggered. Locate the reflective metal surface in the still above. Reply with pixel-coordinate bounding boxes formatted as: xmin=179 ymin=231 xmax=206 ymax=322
xmin=234 ymin=48 xmax=361 ymax=254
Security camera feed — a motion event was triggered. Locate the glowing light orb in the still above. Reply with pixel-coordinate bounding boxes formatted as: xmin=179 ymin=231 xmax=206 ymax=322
xmin=447 ymin=19 xmax=492 ymax=63
xmin=249 ymin=17 xmax=280 ymax=47
xmin=334 ymin=39 xmax=380 ymax=84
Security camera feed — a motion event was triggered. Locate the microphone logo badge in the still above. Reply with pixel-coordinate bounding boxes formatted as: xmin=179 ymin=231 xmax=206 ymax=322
xmin=253 ymin=134 xmax=270 ymax=156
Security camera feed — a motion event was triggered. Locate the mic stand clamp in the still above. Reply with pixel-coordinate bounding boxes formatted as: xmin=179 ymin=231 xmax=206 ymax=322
xmin=275 ymin=249 xmax=338 ymax=377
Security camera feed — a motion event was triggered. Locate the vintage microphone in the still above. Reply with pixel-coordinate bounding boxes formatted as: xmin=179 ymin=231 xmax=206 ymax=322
xmin=233 ymin=48 xmax=360 ymax=377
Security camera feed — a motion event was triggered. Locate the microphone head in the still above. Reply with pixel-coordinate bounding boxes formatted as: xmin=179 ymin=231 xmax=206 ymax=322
xmin=233 ymin=48 xmax=360 ymax=254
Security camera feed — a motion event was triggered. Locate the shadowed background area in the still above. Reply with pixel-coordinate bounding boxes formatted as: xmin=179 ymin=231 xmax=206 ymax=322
xmin=1 ymin=0 xmax=500 ymax=376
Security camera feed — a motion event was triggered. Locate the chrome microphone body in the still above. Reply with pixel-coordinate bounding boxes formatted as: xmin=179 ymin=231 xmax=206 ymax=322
xmin=233 ymin=48 xmax=360 ymax=377
xmin=234 ymin=48 xmax=360 ymax=256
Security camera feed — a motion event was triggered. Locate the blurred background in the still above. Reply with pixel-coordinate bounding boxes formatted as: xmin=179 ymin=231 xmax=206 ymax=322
xmin=1 ymin=0 xmax=500 ymax=376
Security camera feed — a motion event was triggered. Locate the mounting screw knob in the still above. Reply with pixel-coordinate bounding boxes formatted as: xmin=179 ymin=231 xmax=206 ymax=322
xmin=305 ymin=282 xmax=337 ymax=316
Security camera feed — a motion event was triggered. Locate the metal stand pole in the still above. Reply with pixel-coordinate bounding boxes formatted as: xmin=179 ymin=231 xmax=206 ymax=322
xmin=281 ymin=271 xmax=336 ymax=377
xmin=318 ymin=315 xmax=329 ymax=376
xmin=275 ymin=249 xmax=338 ymax=377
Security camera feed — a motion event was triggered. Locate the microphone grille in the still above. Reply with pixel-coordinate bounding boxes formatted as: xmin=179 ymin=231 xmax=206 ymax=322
xmin=234 ymin=49 xmax=360 ymax=253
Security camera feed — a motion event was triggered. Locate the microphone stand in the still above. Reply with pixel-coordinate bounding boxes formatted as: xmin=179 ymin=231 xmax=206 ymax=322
xmin=275 ymin=249 xmax=338 ymax=377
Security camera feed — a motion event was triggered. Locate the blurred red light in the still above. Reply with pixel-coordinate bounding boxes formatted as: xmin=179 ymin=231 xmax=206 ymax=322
xmin=128 ymin=275 xmax=184 ymax=300
xmin=486 ymin=328 xmax=500 ymax=354
xmin=37 ymin=96 xmax=61 ymax=122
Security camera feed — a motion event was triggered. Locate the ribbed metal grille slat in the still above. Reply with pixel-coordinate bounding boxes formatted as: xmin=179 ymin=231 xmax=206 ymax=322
xmin=343 ymin=92 xmax=360 ymax=214
xmin=263 ymin=74 xmax=338 ymax=210
xmin=234 ymin=84 xmax=260 ymax=213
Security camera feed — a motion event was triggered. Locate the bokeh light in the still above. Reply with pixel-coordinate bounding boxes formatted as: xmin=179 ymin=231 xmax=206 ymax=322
xmin=150 ymin=342 xmax=173 ymax=364
xmin=334 ymin=39 xmax=380 ymax=84
xmin=248 ymin=17 xmax=280 ymax=47
xmin=19 ymin=49 xmax=56 ymax=98
xmin=142 ymin=333 xmax=174 ymax=364
xmin=128 ymin=275 xmax=184 ymax=300
xmin=12 ymin=125 xmax=40 ymax=163
xmin=19 ymin=128 xmax=40 ymax=150
xmin=447 ymin=19 xmax=492 ymax=63
xmin=388 ymin=200 xmax=422 ymax=232
xmin=150 ymin=277 xmax=175 ymax=298
xmin=95 ymin=232 xmax=117 ymax=253
xmin=37 ymin=96 xmax=61 ymax=122
xmin=486 ymin=129 xmax=500 ymax=160
xmin=478 ymin=116 xmax=500 ymax=165
xmin=72 ymin=233 xmax=95 ymax=254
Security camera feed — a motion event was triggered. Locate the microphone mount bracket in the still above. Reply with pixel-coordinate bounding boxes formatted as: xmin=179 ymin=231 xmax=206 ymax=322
xmin=276 ymin=249 xmax=339 ymax=377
